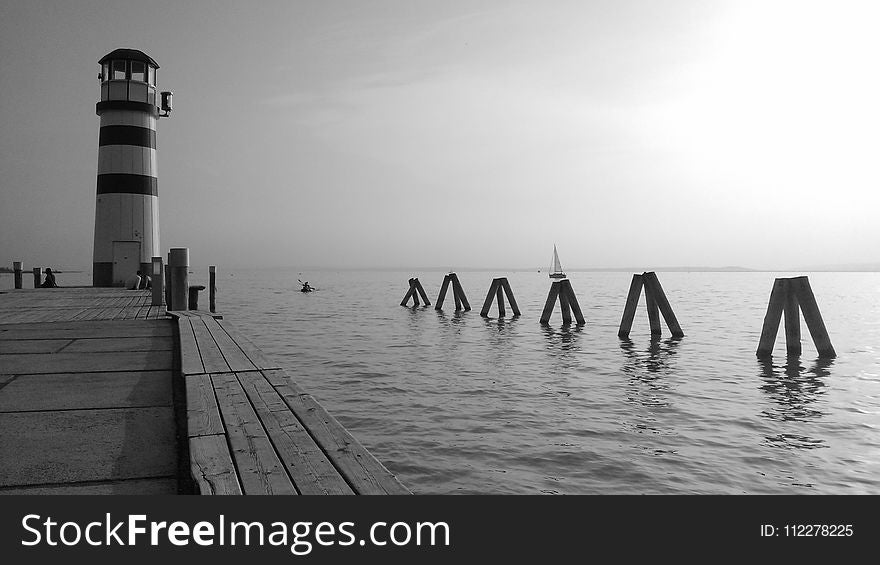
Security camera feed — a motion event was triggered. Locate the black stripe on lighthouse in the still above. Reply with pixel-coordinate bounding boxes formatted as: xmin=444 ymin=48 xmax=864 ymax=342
xmin=96 ymin=174 xmax=158 ymax=196
xmin=99 ymin=125 xmax=156 ymax=148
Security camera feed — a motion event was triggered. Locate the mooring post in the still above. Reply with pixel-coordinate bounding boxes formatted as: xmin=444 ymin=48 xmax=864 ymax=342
xmin=645 ymin=286 xmax=661 ymax=335
xmin=618 ymin=274 xmax=644 ymax=338
xmin=756 ymin=278 xmax=789 ymax=358
xmin=400 ymin=278 xmax=416 ymax=306
xmin=414 ymin=279 xmax=431 ymax=306
xmin=209 ymin=265 xmax=217 ymax=313
xmin=32 ymin=267 xmax=41 ymax=288
xmin=783 ymin=280 xmax=801 ymax=356
xmin=500 ymin=278 xmax=521 ymax=316
xmin=561 ymin=279 xmax=586 ymax=325
xmin=558 ymin=282 xmax=572 ymax=324
xmin=480 ymin=278 xmax=501 ymax=317
xmin=450 ymin=274 xmax=471 ymax=311
xmin=789 ymin=276 xmax=836 ymax=358
xmin=151 ymin=256 xmax=164 ymax=306
xmin=435 ymin=274 xmax=452 ymax=310
xmin=496 ymin=282 xmax=506 ymax=317
xmin=168 ymin=247 xmax=189 ymax=311
xmin=642 ymin=272 xmax=684 ymax=337
xmin=539 ymin=281 xmax=562 ymax=324
xmin=13 ymin=261 xmax=23 ymax=289
xmin=164 ymin=253 xmax=172 ymax=308
xmin=413 ymin=283 xmax=421 ymax=306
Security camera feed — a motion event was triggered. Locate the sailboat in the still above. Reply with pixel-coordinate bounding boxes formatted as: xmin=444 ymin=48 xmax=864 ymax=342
xmin=549 ymin=244 xmax=566 ymax=279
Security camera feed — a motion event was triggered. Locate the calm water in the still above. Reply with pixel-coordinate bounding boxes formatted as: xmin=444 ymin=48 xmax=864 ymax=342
xmin=5 ymin=269 xmax=879 ymax=494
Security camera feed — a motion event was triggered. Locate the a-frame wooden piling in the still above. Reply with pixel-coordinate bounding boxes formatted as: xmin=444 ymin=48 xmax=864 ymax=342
xmin=400 ymin=277 xmax=430 ymax=307
xmin=539 ymin=279 xmax=585 ymax=325
xmin=617 ymin=272 xmax=684 ymax=338
xmin=480 ymin=277 xmax=521 ymax=317
xmin=757 ymin=276 xmax=835 ymax=358
xmin=434 ymin=273 xmax=470 ymax=312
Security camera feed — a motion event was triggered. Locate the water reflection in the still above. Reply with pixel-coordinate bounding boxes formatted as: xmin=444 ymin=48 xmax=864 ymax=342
xmin=541 ymin=324 xmax=583 ymax=355
xmin=619 ymin=337 xmax=681 ymax=409
xmin=758 ymin=356 xmax=832 ymax=449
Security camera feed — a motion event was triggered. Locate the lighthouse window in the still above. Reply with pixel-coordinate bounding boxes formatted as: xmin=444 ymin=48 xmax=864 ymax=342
xmin=148 ymin=66 xmax=155 ymax=86
xmin=131 ymin=61 xmax=146 ymax=82
xmin=102 ymin=62 xmax=110 ymax=81
xmin=112 ymin=60 xmax=126 ymax=80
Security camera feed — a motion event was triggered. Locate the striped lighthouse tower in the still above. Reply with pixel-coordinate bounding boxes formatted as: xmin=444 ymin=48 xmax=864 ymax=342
xmin=93 ymin=48 xmax=172 ymax=286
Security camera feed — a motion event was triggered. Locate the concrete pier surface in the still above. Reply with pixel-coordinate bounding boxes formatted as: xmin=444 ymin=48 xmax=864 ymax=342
xmin=0 ymin=288 xmax=178 ymax=493
xmin=0 ymin=286 xmax=408 ymax=495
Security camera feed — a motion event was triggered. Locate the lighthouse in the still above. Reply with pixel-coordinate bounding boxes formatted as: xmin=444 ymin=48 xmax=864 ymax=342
xmin=93 ymin=48 xmax=172 ymax=286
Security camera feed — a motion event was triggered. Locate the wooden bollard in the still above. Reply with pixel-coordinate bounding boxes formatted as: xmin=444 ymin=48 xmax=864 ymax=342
xmin=151 ymin=256 xmax=164 ymax=306
xmin=618 ymin=272 xmax=684 ymax=338
xmin=209 ymin=265 xmax=217 ymax=313
xmin=435 ymin=273 xmax=470 ymax=311
xmin=400 ymin=277 xmax=430 ymax=307
xmin=13 ymin=261 xmax=22 ymax=289
xmin=539 ymin=279 xmax=585 ymax=325
xmin=481 ymin=278 xmax=521 ymax=317
xmin=168 ymin=247 xmax=189 ymax=311
xmin=756 ymin=276 xmax=835 ymax=358
xmin=32 ymin=267 xmax=41 ymax=288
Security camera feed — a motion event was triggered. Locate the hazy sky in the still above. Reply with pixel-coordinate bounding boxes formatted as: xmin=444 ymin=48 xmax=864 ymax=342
xmin=2 ymin=0 xmax=878 ymax=270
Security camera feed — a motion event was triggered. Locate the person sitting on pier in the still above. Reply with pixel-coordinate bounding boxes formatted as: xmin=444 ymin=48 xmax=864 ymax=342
xmin=40 ymin=268 xmax=58 ymax=288
xmin=125 ymin=271 xmax=142 ymax=290
xmin=138 ymin=273 xmax=152 ymax=290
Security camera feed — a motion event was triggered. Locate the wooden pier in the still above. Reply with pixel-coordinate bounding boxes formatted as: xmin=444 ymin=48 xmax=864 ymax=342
xmin=0 ymin=287 xmax=408 ymax=495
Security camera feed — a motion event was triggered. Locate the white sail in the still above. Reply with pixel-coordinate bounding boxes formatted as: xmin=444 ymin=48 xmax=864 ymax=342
xmin=549 ymin=244 xmax=565 ymax=279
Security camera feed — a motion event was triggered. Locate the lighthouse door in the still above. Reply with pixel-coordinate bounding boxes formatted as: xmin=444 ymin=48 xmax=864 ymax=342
xmin=112 ymin=241 xmax=141 ymax=286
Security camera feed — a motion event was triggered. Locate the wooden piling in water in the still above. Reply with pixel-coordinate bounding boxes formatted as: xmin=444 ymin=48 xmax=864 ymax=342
xmin=435 ymin=273 xmax=470 ymax=311
xmin=540 ymin=279 xmax=584 ymax=325
xmin=401 ymin=277 xmax=429 ymax=307
xmin=480 ymin=277 xmax=521 ymax=317
xmin=435 ymin=275 xmax=452 ymax=310
xmin=400 ymin=278 xmax=416 ymax=306
xmin=756 ymin=276 xmax=835 ymax=358
xmin=450 ymin=274 xmax=471 ymax=311
xmin=13 ymin=262 xmax=22 ymax=289
xmin=500 ymin=278 xmax=521 ymax=316
xmin=414 ymin=279 xmax=430 ymax=306
xmin=617 ymin=272 xmax=683 ymax=338
xmin=618 ymin=274 xmax=644 ymax=338
xmin=32 ymin=267 xmax=41 ymax=288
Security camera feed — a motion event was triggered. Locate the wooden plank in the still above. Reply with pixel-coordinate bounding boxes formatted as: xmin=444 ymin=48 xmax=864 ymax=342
xmin=756 ymin=278 xmax=786 ymax=357
xmin=189 ymin=434 xmax=242 ymax=495
xmin=185 ymin=374 xmax=225 ymax=437
xmin=789 ymin=276 xmax=836 ymax=358
xmin=783 ymin=280 xmax=801 ymax=356
xmin=0 ymin=350 xmax=172 ymax=375
xmin=62 ymin=336 xmax=174 ymax=353
xmin=435 ymin=274 xmax=451 ymax=310
xmin=618 ymin=274 xmax=643 ymax=338
xmin=236 ymin=371 xmax=354 ymax=495
xmin=202 ymin=316 xmax=256 ymax=372
xmin=177 ymin=318 xmax=205 ymax=376
xmin=500 ymin=278 xmax=521 ymax=316
xmin=210 ymin=372 xmax=297 ymax=495
xmin=539 ymin=282 xmax=561 ymax=324
xmin=215 ymin=320 xmax=283 ymax=370
xmin=642 ymin=272 xmax=684 ymax=337
xmin=480 ymin=279 xmax=501 ymax=317
xmin=191 ymin=318 xmax=231 ymax=374
xmin=561 ymin=279 xmax=586 ymax=325
xmin=0 ymin=339 xmax=71 ymax=354
xmin=272 ymin=378 xmax=410 ymax=494
xmin=450 ymin=274 xmax=470 ymax=310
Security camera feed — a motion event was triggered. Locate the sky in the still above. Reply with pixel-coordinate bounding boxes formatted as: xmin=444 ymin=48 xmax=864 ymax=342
xmin=1 ymin=0 xmax=879 ymax=271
